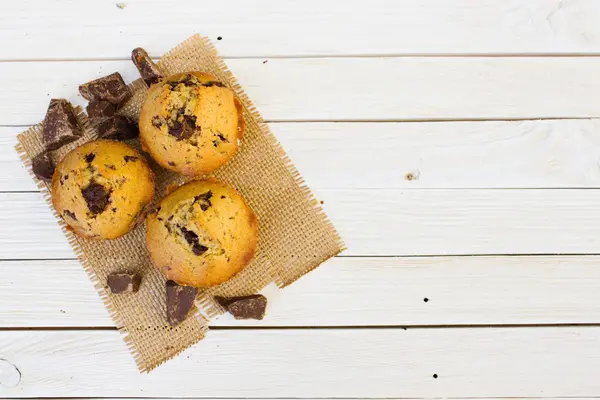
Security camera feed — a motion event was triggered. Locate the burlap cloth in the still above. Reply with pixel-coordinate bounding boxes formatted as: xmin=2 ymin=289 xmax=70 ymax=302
xmin=15 ymin=35 xmax=344 ymax=372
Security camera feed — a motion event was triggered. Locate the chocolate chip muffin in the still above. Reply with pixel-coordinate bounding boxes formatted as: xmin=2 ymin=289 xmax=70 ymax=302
xmin=52 ymin=140 xmax=155 ymax=240
xmin=146 ymin=179 xmax=257 ymax=287
xmin=139 ymin=72 xmax=245 ymax=177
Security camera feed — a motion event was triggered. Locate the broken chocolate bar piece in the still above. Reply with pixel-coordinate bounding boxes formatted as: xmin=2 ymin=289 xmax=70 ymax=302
xmin=97 ymin=116 xmax=139 ymax=140
xmin=79 ymin=72 xmax=131 ymax=105
xmin=216 ymin=294 xmax=267 ymax=320
xmin=107 ymin=272 xmax=142 ymax=294
xmin=42 ymin=99 xmax=82 ymax=150
xmin=31 ymin=151 xmax=55 ymax=183
xmin=166 ymin=280 xmax=198 ymax=326
xmin=86 ymin=100 xmax=116 ymax=123
xmin=131 ymin=47 xmax=163 ymax=86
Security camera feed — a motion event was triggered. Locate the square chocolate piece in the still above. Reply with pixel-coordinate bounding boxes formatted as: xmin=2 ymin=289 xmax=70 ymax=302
xmin=97 ymin=116 xmax=139 ymax=140
xmin=86 ymin=100 xmax=116 ymax=123
xmin=107 ymin=272 xmax=142 ymax=294
xmin=79 ymin=72 xmax=131 ymax=105
xmin=216 ymin=294 xmax=267 ymax=320
xmin=42 ymin=99 xmax=82 ymax=151
xmin=166 ymin=280 xmax=198 ymax=326
xmin=31 ymin=151 xmax=55 ymax=183
xmin=132 ymin=47 xmax=163 ymax=86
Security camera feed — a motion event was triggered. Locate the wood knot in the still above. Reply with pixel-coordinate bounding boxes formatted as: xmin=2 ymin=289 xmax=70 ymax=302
xmin=0 ymin=359 xmax=21 ymax=387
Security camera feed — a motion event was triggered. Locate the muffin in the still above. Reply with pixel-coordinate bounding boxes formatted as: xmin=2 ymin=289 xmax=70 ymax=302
xmin=139 ymin=72 xmax=245 ymax=177
xmin=52 ymin=140 xmax=155 ymax=239
xmin=146 ymin=179 xmax=257 ymax=287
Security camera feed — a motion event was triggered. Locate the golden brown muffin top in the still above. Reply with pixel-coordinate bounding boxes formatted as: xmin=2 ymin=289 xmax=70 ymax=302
xmin=146 ymin=179 xmax=257 ymax=287
xmin=52 ymin=140 xmax=155 ymax=239
xmin=139 ymin=72 xmax=244 ymax=177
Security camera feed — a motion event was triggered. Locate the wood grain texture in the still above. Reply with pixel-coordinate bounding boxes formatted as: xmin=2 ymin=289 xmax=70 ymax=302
xmin=2 ymin=328 xmax=600 ymax=397
xmin=3 ymin=57 xmax=600 ymax=125
xmin=2 ymin=0 xmax=600 ymax=59
xmin=6 ymin=119 xmax=600 ymax=192
xmin=3 ymin=256 xmax=600 ymax=328
xmin=5 ymin=190 xmax=600 ymax=259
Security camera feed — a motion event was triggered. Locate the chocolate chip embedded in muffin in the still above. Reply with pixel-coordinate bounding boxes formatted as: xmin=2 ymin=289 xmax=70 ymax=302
xmin=131 ymin=47 xmax=163 ymax=86
xmin=97 ymin=116 xmax=139 ymax=140
xmin=31 ymin=150 xmax=55 ymax=183
xmin=216 ymin=294 xmax=267 ymax=320
xmin=166 ymin=280 xmax=197 ymax=326
xmin=42 ymin=99 xmax=82 ymax=151
xmin=86 ymin=100 xmax=116 ymax=123
xmin=79 ymin=72 xmax=131 ymax=105
xmin=81 ymin=181 xmax=111 ymax=214
xmin=107 ymin=272 xmax=142 ymax=294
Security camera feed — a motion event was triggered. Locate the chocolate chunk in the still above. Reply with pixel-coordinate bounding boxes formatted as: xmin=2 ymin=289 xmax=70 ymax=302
xmin=180 ymin=227 xmax=208 ymax=256
xmin=123 ymin=155 xmax=138 ymax=163
xmin=166 ymin=280 xmax=198 ymax=326
xmin=86 ymin=100 xmax=116 ymax=123
xmin=81 ymin=181 xmax=111 ymax=214
xmin=167 ymin=161 xmax=175 ymax=166
xmin=31 ymin=151 xmax=55 ymax=183
xmin=194 ymin=190 xmax=212 ymax=211
xmin=216 ymin=294 xmax=267 ymax=320
xmin=168 ymin=115 xmax=196 ymax=140
xmin=131 ymin=48 xmax=163 ymax=86
xmin=107 ymin=272 xmax=142 ymax=294
xmin=84 ymin=153 xmax=96 ymax=163
xmin=42 ymin=99 xmax=82 ymax=151
xmin=63 ymin=210 xmax=77 ymax=221
xmin=204 ymin=81 xmax=226 ymax=88
xmin=79 ymin=72 xmax=131 ymax=105
xmin=192 ymin=244 xmax=208 ymax=256
xmin=97 ymin=116 xmax=139 ymax=140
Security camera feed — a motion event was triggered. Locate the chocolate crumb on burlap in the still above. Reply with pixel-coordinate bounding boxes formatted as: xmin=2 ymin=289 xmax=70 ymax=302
xmin=15 ymin=35 xmax=344 ymax=372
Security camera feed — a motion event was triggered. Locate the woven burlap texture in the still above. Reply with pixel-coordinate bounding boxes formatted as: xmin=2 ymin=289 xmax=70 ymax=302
xmin=15 ymin=35 xmax=344 ymax=372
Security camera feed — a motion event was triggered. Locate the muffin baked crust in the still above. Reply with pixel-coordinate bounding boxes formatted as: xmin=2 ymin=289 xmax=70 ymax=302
xmin=139 ymin=72 xmax=245 ymax=177
xmin=52 ymin=140 xmax=155 ymax=239
xmin=146 ymin=179 xmax=257 ymax=287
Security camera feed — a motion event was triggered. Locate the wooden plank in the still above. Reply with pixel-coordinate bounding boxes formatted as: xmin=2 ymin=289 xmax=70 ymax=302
xmin=2 ymin=328 xmax=600 ymax=397
xmin=6 ymin=119 xmax=600 ymax=192
xmin=4 ymin=190 xmax=600 ymax=259
xmin=3 ymin=0 xmax=600 ymax=59
xmin=3 ymin=256 xmax=600 ymax=328
xmin=2 ymin=57 xmax=600 ymax=126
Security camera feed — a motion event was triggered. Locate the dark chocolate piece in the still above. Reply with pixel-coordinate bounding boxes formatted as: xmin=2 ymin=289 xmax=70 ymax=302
xmin=79 ymin=72 xmax=131 ymax=105
xmin=31 ymin=151 xmax=55 ymax=183
xmin=81 ymin=181 xmax=111 ymax=214
xmin=168 ymin=115 xmax=196 ymax=140
xmin=204 ymin=81 xmax=226 ymax=88
xmin=107 ymin=272 xmax=142 ymax=294
xmin=194 ymin=190 xmax=212 ymax=211
xmin=86 ymin=100 xmax=116 ymax=122
xmin=180 ymin=227 xmax=208 ymax=256
xmin=123 ymin=155 xmax=138 ymax=162
xmin=84 ymin=153 xmax=96 ymax=163
xmin=42 ymin=99 xmax=82 ymax=150
xmin=216 ymin=294 xmax=267 ymax=320
xmin=166 ymin=280 xmax=198 ymax=326
xmin=97 ymin=116 xmax=139 ymax=140
xmin=63 ymin=210 xmax=77 ymax=220
xmin=131 ymin=47 xmax=163 ymax=86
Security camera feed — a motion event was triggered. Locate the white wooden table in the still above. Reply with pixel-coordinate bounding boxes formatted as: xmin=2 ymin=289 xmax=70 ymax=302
xmin=2 ymin=0 xmax=600 ymax=397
